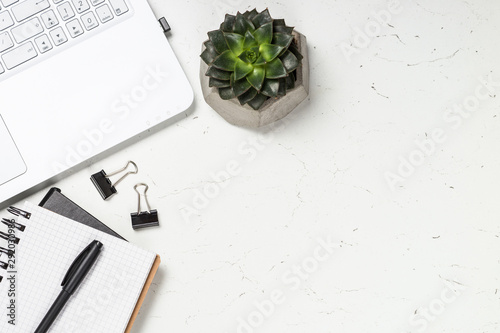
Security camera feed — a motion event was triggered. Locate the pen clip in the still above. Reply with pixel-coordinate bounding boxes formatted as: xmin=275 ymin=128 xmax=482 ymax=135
xmin=61 ymin=241 xmax=95 ymax=287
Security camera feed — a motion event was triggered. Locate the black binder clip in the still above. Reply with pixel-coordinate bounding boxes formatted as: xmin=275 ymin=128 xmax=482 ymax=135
xmin=0 ymin=261 xmax=7 ymax=270
xmin=131 ymin=183 xmax=159 ymax=230
xmin=91 ymin=161 xmax=138 ymax=200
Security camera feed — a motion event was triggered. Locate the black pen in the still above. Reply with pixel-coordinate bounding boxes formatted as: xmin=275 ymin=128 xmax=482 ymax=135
xmin=35 ymin=240 xmax=103 ymax=333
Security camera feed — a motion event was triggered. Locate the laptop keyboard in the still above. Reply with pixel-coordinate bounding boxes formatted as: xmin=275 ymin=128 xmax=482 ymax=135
xmin=0 ymin=0 xmax=130 ymax=79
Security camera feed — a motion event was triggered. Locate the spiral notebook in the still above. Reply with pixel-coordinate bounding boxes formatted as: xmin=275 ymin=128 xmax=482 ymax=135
xmin=0 ymin=202 xmax=158 ymax=332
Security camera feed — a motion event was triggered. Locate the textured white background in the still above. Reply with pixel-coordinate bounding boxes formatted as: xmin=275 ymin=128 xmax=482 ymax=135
xmin=5 ymin=0 xmax=500 ymax=332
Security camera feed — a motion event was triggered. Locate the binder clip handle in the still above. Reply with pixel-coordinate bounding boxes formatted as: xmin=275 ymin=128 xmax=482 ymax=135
xmin=108 ymin=161 xmax=139 ymax=188
xmin=134 ymin=183 xmax=151 ymax=213
xmin=131 ymin=183 xmax=159 ymax=230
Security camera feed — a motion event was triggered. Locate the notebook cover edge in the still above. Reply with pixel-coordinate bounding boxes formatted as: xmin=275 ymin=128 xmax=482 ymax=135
xmin=124 ymin=254 xmax=161 ymax=333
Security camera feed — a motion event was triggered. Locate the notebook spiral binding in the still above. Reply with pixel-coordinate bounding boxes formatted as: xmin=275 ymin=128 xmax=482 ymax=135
xmin=0 ymin=206 xmax=28 ymax=283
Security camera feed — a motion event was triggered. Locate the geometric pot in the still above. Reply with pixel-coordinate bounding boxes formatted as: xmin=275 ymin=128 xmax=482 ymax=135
xmin=200 ymin=30 xmax=309 ymax=128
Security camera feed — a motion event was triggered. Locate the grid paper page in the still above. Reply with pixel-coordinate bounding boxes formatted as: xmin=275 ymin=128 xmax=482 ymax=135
xmin=0 ymin=202 xmax=156 ymax=332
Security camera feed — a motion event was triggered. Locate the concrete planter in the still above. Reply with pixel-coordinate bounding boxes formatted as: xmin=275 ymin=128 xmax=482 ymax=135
xmin=200 ymin=31 xmax=309 ymax=128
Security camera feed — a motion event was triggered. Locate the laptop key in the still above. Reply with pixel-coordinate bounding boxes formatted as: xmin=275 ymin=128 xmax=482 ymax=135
xmin=81 ymin=11 xmax=97 ymax=30
xmin=57 ymin=2 xmax=75 ymax=21
xmin=49 ymin=26 xmax=67 ymax=45
xmin=0 ymin=31 xmax=13 ymax=52
xmin=40 ymin=9 xmax=58 ymax=28
xmin=0 ymin=62 xmax=4 ymax=73
xmin=34 ymin=34 xmax=52 ymax=53
xmin=66 ymin=18 xmax=83 ymax=38
xmin=95 ymin=4 xmax=112 ymax=23
xmin=11 ymin=0 xmax=50 ymax=22
xmin=1 ymin=0 xmax=18 ymax=7
xmin=11 ymin=17 xmax=43 ymax=43
xmin=2 ymin=41 xmax=37 ymax=69
xmin=108 ymin=0 xmax=127 ymax=16
xmin=0 ymin=11 xmax=14 ymax=31
xmin=71 ymin=0 xmax=89 ymax=13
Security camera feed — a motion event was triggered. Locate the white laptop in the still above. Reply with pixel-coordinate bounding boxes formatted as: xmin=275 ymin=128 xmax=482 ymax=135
xmin=0 ymin=0 xmax=193 ymax=206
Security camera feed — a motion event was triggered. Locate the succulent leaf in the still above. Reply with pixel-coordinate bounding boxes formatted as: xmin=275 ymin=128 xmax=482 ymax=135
xmin=254 ymin=54 xmax=267 ymax=66
xmin=233 ymin=78 xmax=252 ymax=96
xmin=247 ymin=93 xmax=269 ymax=110
xmin=201 ymin=48 xmax=217 ymax=65
xmin=208 ymin=30 xmax=229 ymax=54
xmin=281 ymin=50 xmax=300 ymax=73
xmin=209 ymin=77 xmax=231 ymax=88
xmin=265 ymin=58 xmax=287 ymax=79
xmin=220 ymin=14 xmax=236 ymax=32
xmin=205 ymin=66 xmax=232 ymax=80
xmin=244 ymin=9 xmax=259 ymax=21
xmin=234 ymin=59 xmax=254 ymax=81
xmin=273 ymin=19 xmax=294 ymax=34
xmin=204 ymin=40 xmax=217 ymax=52
xmin=253 ymin=22 xmax=273 ymax=45
xmin=238 ymin=47 xmax=260 ymax=64
xmin=261 ymin=79 xmax=280 ymax=97
xmin=252 ymin=9 xmax=272 ymax=27
xmin=224 ymin=33 xmax=245 ymax=56
xmin=212 ymin=50 xmax=238 ymax=71
xmin=201 ymin=40 xmax=221 ymax=65
xmin=288 ymin=42 xmax=304 ymax=61
xmin=278 ymin=78 xmax=287 ymax=96
xmin=219 ymin=87 xmax=236 ymax=100
xmin=272 ymin=33 xmax=294 ymax=49
xmin=243 ymin=31 xmax=258 ymax=50
xmin=286 ymin=72 xmax=295 ymax=90
xmin=259 ymin=43 xmax=284 ymax=62
xmin=246 ymin=66 xmax=266 ymax=91
xmin=234 ymin=12 xmax=255 ymax=35
xmin=237 ymin=87 xmax=258 ymax=105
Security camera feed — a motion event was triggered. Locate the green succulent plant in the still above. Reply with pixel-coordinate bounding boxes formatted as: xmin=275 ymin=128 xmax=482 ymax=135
xmin=201 ymin=8 xmax=303 ymax=110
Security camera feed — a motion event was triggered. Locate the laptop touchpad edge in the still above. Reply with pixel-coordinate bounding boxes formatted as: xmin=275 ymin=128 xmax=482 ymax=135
xmin=0 ymin=114 xmax=27 ymax=186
